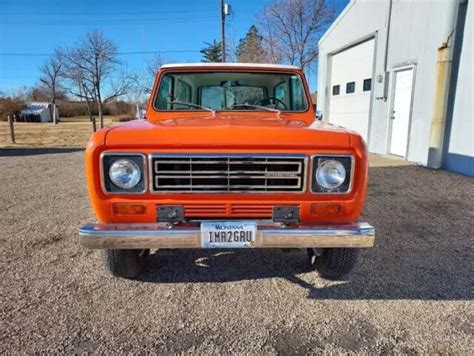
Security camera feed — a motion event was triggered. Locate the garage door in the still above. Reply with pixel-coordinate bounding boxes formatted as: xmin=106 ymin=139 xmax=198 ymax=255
xmin=328 ymin=38 xmax=375 ymax=141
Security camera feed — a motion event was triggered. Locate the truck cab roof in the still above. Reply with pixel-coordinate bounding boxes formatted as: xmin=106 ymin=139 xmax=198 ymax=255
xmin=160 ymin=63 xmax=301 ymax=70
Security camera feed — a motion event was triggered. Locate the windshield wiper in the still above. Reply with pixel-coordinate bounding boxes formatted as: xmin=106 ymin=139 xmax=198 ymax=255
xmin=166 ymin=101 xmax=216 ymax=116
xmin=230 ymin=103 xmax=281 ymax=118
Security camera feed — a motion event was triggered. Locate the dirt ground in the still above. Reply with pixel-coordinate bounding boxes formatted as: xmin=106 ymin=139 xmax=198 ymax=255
xmin=0 ymin=150 xmax=472 ymax=353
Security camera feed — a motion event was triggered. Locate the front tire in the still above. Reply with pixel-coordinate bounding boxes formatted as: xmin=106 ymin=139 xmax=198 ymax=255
xmin=101 ymin=249 xmax=149 ymax=278
xmin=307 ymin=248 xmax=359 ymax=280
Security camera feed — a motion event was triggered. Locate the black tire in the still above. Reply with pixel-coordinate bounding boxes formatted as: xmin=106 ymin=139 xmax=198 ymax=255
xmin=101 ymin=249 xmax=149 ymax=278
xmin=307 ymin=248 xmax=359 ymax=280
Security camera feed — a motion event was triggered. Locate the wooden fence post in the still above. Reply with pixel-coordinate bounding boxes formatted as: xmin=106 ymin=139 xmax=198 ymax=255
xmin=8 ymin=115 xmax=16 ymax=144
xmin=91 ymin=116 xmax=97 ymax=132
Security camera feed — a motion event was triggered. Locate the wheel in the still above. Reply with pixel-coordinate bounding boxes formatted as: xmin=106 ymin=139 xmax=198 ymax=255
xmin=307 ymin=248 xmax=359 ymax=280
xmin=100 ymin=249 xmax=150 ymax=278
xmin=255 ymin=97 xmax=288 ymax=109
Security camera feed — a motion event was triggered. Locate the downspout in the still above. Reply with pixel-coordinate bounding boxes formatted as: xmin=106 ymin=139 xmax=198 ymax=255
xmin=383 ymin=0 xmax=393 ymax=86
xmin=427 ymin=0 xmax=464 ymax=168
xmin=376 ymin=0 xmax=393 ymax=101
xmin=375 ymin=0 xmax=392 ymax=102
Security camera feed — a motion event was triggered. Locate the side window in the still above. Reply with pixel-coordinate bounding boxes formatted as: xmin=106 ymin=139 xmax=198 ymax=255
xmin=290 ymin=75 xmax=307 ymax=110
xmin=346 ymin=81 xmax=355 ymax=94
xmin=275 ymin=82 xmax=287 ymax=102
xmin=155 ymin=75 xmax=173 ymax=109
xmin=176 ymin=80 xmax=191 ymax=101
xmin=173 ymin=79 xmax=192 ymax=109
xmin=332 ymin=85 xmax=340 ymax=96
xmin=201 ymin=86 xmax=225 ymax=109
xmin=363 ymin=78 xmax=372 ymax=91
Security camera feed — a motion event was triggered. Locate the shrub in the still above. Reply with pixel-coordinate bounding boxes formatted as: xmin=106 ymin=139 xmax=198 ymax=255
xmin=0 ymin=97 xmax=25 ymax=121
xmin=57 ymin=101 xmax=96 ymax=117
xmin=107 ymin=101 xmax=135 ymax=116
xmin=57 ymin=101 xmax=134 ymax=118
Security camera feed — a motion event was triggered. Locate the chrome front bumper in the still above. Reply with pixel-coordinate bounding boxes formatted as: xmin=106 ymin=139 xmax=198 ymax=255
xmin=79 ymin=222 xmax=375 ymax=249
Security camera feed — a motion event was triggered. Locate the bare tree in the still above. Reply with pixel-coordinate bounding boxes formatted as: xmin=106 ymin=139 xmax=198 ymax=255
xmin=39 ymin=48 xmax=65 ymax=103
xmin=39 ymin=48 xmax=65 ymax=123
xmin=30 ymin=85 xmax=68 ymax=102
xmin=9 ymin=86 xmax=32 ymax=101
xmin=63 ymin=64 xmax=96 ymax=121
xmin=258 ymin=0 xmax=335 ymax=72
xmin=124 ymin=71 xmax=150 ymax=105
xmin=64 ymin=31 xmax=130 ymax=128
xmin=147 ymin=54 xmax=165 ymax=78
xmin=128 ymin=54 xmax=166 ymax=100
xmin=258 ymin=14 xmax=282 ymax=64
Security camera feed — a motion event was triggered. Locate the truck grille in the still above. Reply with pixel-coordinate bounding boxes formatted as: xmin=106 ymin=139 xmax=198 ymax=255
xmin=150 ymin=155 xmax=306 ymax=193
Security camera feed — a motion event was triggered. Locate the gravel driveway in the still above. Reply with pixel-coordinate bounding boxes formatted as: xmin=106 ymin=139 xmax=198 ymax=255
xmin=1 ymin=148 xmax=473 ymax=353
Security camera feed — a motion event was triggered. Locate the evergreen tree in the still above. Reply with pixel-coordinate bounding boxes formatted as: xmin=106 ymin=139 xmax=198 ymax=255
xmin=235 ymin=26 xmax=267 ymax=63
xmin=200 ymin=40 xmax=223 ymax=63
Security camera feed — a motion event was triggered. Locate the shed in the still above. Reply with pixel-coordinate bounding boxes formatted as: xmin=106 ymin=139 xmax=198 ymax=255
xmin=21 ymin=102 xmax=59 ymax=123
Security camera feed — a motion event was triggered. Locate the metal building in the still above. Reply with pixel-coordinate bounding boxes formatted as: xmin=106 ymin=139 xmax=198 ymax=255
xmin=317 ymin=0 xmax=473 ymax=176
xmin=20 ymin=102 xmax=59 ymax=123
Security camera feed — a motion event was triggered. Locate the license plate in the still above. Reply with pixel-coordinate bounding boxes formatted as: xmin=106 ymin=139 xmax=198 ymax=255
xmin=201 ymin=221 xmax=257 ymax=248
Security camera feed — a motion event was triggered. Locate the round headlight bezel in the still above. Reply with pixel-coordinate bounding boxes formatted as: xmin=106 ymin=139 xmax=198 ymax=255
xmin=315 ymin=159 xmax=347 ymax=191
xmin=108 ymin=158 xmax=142 ymax=190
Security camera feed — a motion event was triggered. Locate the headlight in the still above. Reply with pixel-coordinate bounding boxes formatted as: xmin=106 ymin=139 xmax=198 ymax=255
xmin=109 ymin=159 xmax=141 ymax=189
xmin=316 ymin=160 xmax=346 ymax=189
xmin=102 ymin=153 xmax=146 ymax=193
xmin=312 ymin=156 xmax=353 ymax=193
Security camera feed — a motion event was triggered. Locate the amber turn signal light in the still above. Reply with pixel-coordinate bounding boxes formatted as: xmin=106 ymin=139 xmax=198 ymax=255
xmin=311 ymin=203 xmax=342 ymax=215
xmin=112 ymin=203 xmax=147 ymax=215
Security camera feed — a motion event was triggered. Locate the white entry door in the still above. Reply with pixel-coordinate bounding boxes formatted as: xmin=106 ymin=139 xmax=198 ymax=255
xmin=390 ymin=68 xmax=414 ymax=157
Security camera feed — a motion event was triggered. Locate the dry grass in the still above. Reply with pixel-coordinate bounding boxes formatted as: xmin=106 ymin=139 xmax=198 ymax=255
xmin=0 ymin=116 xmax=119 ymax=148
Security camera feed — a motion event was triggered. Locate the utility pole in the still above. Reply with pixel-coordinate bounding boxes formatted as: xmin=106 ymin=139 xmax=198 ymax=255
xmin=220 ymin=1 xmax=231 ymax=62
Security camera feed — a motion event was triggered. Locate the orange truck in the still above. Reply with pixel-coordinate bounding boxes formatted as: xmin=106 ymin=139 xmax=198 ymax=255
xmin=79 ymin=63 xmax=375 ymax=280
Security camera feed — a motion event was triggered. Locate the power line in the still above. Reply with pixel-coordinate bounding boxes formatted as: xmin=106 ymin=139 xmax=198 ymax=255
xmin=0 ymin=76 xmax=38 ymax=79
xmin=0 ymin=49 xmax=201 ymax=57
xmin=2 ymin=9 xmax=216 ymax=16
xmin=1 ymin=16 xmax=220 ymax=25
xmin=118 ymin=50 xmax=201 ymax=54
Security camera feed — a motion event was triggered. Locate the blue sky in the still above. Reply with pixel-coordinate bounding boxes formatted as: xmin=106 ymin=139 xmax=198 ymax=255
xmin=0 ymin=0 xmax=348 ymax=94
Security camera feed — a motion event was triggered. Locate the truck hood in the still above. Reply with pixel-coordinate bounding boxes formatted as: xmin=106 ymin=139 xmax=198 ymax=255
xmin=104 ymin=117 xmax=352 ymax=149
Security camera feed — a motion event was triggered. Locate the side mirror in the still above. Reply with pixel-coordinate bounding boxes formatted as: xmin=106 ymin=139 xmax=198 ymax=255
xmin=312 ymin=104 xmax=323 ymax=121
xmin=316 ymin=110 xmax=323 ymax=121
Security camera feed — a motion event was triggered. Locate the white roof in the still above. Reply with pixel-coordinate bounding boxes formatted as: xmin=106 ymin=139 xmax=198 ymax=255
xmin=160 ymin=63 xmax=301 ymax=70
xmin=21 ymin=102 xmax=51 ymax=114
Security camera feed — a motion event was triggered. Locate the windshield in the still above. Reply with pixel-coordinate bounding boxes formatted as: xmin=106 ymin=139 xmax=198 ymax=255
xmin=154 ymin=71 xmax=308 ymax=112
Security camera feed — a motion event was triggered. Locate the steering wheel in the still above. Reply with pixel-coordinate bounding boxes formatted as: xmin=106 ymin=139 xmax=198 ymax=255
xmin=255 ymin=97 xmax=288 ymax=110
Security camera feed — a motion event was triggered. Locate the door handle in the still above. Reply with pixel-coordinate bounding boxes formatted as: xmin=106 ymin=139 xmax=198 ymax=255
xmin=391 ymin=110 xmax=396 ymax=120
